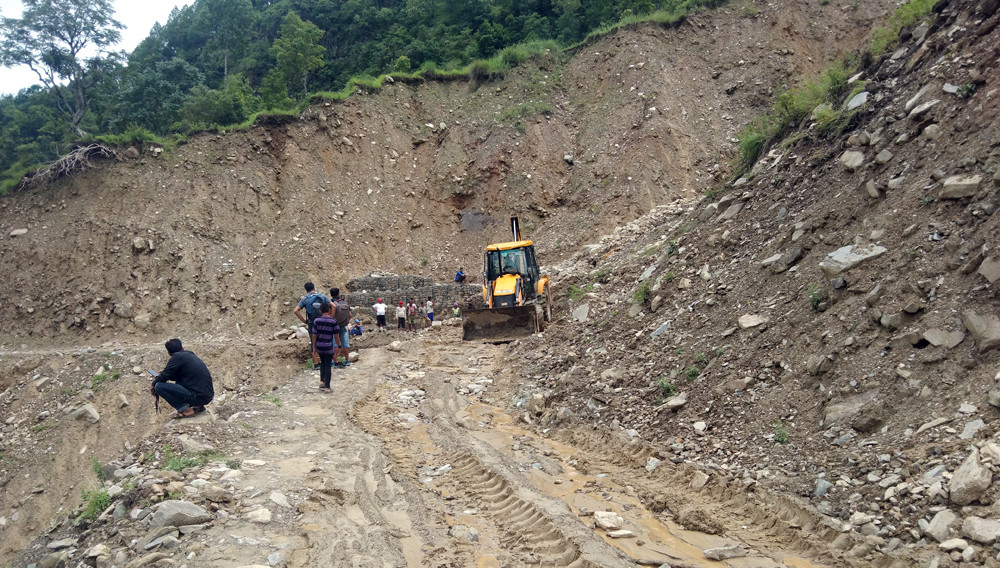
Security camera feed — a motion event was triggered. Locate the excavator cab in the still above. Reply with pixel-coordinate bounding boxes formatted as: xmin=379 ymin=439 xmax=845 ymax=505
xmin=463 ymin=215 xmax=551 ymax=341
xmin=483 ymin=243 xmax=541 ymax=308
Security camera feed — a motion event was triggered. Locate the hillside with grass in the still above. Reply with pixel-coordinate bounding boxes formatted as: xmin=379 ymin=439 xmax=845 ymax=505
xmin=0 ymin=0 xmax=730 ymax=194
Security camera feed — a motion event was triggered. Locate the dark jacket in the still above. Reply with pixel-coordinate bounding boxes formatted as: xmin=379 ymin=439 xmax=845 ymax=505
xmin=156 ymin=350 xmax=215 ymax=403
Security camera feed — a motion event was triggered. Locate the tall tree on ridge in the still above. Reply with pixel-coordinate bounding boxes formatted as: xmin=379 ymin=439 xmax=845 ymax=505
xmin=0 ymin=0 xmax=124 ymax=137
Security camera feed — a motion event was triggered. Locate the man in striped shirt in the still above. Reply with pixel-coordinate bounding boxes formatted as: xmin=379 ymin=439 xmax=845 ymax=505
xmin=311 ymin=303 xmax=341 ymax=392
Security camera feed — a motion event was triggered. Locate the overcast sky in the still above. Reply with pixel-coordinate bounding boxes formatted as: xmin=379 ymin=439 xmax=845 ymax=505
xmin=0 ymin=0 xmax=189 ymax=95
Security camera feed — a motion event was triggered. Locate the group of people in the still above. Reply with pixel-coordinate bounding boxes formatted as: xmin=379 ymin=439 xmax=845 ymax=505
xmin=148 ymin=279 xmax=466 ymax=414
xmin=293 ymin=282 xmax=354 ymax=392
xmin=372 ymin=297 xmax=445 ymax=332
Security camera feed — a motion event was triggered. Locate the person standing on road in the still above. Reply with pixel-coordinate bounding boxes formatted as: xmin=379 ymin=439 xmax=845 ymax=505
xmin=426 ymin=296 xmax=435 ymax=323
xmin=311 ymin=303 xmax=341 ymax=392
xmin=330 ymin=287 xmax=352 ymax=367
xmin=372 ymin=298 xmax=388 ymax=332
xmin=293 ymin=282 xmax=329 ymax=370
xmin=395 ymin=301 xmax=407 ymax=331
xmin=151 ymin=338 xmax=215 ymax=419
xmin=406 ymin=299 xmax=418 ymax=331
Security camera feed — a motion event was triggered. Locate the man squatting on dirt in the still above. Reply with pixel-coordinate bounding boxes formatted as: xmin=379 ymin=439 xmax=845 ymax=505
xmin=151 ymin=338 xmax=215 ymax=419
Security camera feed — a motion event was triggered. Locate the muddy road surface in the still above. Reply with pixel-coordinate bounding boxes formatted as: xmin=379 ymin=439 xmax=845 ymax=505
xmin=154 ymin=325 xmax=830 ymax=568
xmin=6 ymin=325 xmax=837 ymax=567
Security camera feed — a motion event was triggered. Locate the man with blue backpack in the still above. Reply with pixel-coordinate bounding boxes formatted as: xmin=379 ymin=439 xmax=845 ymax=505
xmin=293 ymin=282 xmax=330 ymax=370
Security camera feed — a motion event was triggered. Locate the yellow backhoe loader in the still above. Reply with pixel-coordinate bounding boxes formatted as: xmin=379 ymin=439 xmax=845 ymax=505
xmin=462 ymin=215 xmax=551 ymax=341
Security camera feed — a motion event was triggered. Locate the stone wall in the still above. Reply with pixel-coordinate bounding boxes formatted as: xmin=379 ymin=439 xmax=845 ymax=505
xmin=343 ymin=273 xmax=480 ymax=320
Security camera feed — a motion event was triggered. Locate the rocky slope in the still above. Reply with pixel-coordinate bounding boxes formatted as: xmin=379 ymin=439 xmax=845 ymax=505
xmin=508 ymin=1 xmax=1000 ymax=566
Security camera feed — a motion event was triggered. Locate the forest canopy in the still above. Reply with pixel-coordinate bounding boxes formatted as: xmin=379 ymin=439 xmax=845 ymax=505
xmin=0 ymin=0 xmax=727 ymax=193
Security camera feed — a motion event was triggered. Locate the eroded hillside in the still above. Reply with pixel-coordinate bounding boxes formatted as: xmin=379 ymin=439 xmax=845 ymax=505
xmin=0 ymin=0 xmax=892 ymax=345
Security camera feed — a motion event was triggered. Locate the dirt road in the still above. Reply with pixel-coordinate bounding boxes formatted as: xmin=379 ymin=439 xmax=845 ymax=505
xmin=163 ymin=325 xmax=831 ymax=568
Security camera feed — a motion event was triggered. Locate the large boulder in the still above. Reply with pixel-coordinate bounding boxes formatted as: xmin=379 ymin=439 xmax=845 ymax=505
xmin=950 ymin=449 xmax=993 ymax=506
xmin=149 ymin=501 xmax=212 ymax=529
xmin=819 ymin=244 xmax=887 ymax=279
xmin=840 ymin=151 xmax=865 ymax=171
xmin=961 ymin=310 xmax=1000 ymax=353
xmin=940 ymin=175 xmax=982 ymax=199
xmin=962 ymin=516 xmax=1000 ymax=544
xmin=924 ymin=509 xmax=958 ymax=542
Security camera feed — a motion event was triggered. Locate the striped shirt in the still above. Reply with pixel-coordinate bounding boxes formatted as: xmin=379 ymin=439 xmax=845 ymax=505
xmin=312 ymin=316 xmax=340 ymax=354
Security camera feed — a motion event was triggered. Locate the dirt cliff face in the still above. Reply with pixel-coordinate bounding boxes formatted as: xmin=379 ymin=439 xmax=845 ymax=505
xmin=0 ymin=0 xmax=892 ymax=346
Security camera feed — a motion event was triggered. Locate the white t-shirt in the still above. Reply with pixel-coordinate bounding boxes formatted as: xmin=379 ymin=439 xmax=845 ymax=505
xmin=426 ymin=300 xmax=433 ymax=314
xmin=372 ymin=302 xmax=387 ymax=316
xmin=395 ymin=306 xmax=406 ymax=318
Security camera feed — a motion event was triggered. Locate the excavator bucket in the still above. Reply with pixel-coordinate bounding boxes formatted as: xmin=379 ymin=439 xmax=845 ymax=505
xmin=462 ymin=305 xmax=542 ymax=342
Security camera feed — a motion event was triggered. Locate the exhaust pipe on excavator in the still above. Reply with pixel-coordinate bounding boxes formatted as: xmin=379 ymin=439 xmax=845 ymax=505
xmin=510 ymin=214 xmax=521 ymax=242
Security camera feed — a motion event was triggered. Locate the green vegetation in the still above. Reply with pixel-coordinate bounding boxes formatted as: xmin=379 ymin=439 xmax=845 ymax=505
xmin=498 ymin=101 xmax=554 ymax=124
xmin=729 ymin=0 xmax=917 ymax=158
xmin=773 ymin=421 xmax=789 ymax=444
xmin=958 ymin=83 xmax=977 ymax=99
xmin=735 ymin=58 xmax=856 ymax=178
xmin=0 ymin=0 xmax=740 ymax=194
xmin=567 ymin=283 xmax=594 ymax=300
xmin=92 ymin=456 xmax=107 ymax=482
xmin=663 ymin=271 xmax=675 ymax=283
xmin=91 ymin=369 xmax=120 ymax=391
xmin=264 ymin=394 xmax=282 ymax=407
xmin=868 ymin=0 xmax=937 ymax=56
xmin=656 ymin=377 xmax=676 ymax=397
xmin=633 ymin=281 xmax=652 ymax=304
xmin=162 ymin=446 xmax=226 ymax=472
xmin=807 ymin=283 xmax=825 ymax=310
xmin=684 ymin=365 xmax=700 ymax=381
xmin=31 ymin=424 xmax=48 ymax=432
xmin=76 ymin=488 xmax=111 ymax=525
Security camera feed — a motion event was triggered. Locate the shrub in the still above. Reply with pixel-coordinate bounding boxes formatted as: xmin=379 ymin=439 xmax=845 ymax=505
xmin=807 ymin=283 xmax=825 ymax=310
xmin=567 ymin=284 xmax=593 ymax=300
xmin=91 ymin=456 xmax=106 ymax=482
xmin=684 ymin=366 xmax=700 ymax=381
xmin=656 ymin=377 xmax=676 ymax=397
xmin=76 ymin=489 xmax=111 ymax=525
xmin=633 ymin=282 xmax=652 ymax=304
xmin=773 ymin=421 xmax=789 ymax=444
xmin=164 ymin=448 xmax=225 ymax=472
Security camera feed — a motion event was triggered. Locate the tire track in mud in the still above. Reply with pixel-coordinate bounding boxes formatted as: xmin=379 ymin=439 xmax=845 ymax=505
xmin=440 ymin=451 xmax=610 ymax=568
xmin=350 ymin=340 xmax=634 ymax=568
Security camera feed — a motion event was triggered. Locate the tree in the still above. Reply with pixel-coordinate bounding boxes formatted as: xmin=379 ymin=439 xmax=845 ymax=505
xmin=180 ymin=74 xmax=259 ymax=129
xmin=112 ymin=58 xmax=205 ymax=134
xmin=0 ymin=0 xmax=124 ymax=136
xmin=268 ymin=12 xmax=325 ymax=99
xmin=193 ymin=0 xmax=257 ymax=81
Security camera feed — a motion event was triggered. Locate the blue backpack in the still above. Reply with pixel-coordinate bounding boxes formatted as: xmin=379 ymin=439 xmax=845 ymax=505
xmin=303 ymin=293 xmax=329 ymax=322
